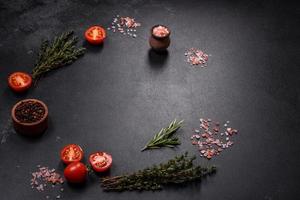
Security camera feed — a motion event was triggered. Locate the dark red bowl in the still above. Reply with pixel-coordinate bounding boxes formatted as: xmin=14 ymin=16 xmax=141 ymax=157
xmin=149 ymin=25 xmax=171 ymax=51
xmin=11 ymin=99 xmax=48 ymax=137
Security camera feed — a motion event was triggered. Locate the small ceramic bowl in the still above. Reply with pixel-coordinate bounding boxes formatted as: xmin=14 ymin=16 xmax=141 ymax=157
xmin=149 ymin=25 xmax=171 ymax=51
xmin=11 ymin=99 xmax=48 ymax=137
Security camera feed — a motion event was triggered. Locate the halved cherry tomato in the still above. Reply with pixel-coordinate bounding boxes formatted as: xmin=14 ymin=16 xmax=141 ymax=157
xmin=60 ymin=144 xmax=84 ymax=165
xmin=89 ymin=152 xmax=112 ymax=172
xmin=64 ymin=162 xmax=87 ymax=183
xmin=85 ymin=26 xmax=106 ymax=45
xmin=8 ymin=72 xmax=32 ymax=93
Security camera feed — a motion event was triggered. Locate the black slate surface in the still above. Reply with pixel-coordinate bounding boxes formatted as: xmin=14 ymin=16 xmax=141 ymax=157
xmin=0 ymin=0 xmax=299 ymax=199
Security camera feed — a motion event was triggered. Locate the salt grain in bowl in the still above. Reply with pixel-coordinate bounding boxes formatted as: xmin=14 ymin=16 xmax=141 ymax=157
xmin=152 ymin=25 xmax=170 ymax=37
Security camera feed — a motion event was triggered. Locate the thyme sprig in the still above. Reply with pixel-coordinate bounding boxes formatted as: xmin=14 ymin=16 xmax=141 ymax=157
xmin=32 ymin=31 xmax=85 ymax=83
xmin=141 ymin=119 xmax=184 ymax=151
xmin=101 ymin=152 xmax=216 ymax=191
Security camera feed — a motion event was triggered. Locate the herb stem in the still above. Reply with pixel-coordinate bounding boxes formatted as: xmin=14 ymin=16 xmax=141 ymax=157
xmin=31 ymin=31 xmax=85 ymax=84
xmin=101 ymin=152 xmax=216 ymax=191
xmin=141 ymin=119 xmax=184 ymax=151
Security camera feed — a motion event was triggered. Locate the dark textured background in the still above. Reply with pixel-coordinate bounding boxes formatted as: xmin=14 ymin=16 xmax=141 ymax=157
xmin=0 ymin=0 xmax=299 ymax=199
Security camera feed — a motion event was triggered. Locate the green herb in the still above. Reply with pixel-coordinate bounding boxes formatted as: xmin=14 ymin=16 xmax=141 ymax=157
xmin=141 ymin=119 xmax=184 ymax=151
xmin=32 ymin=31 xmax=85 ymax=83
xmin=101 ymin=152 xmax=216 ymax=191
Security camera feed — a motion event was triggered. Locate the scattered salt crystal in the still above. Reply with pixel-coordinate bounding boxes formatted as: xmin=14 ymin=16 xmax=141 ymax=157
xmin=191 ymin=118 xmax=239 ymax=159
xmin=213 ymin=127 xmax=219 ymax=132
xmin=30 ymin=166 xmax=64 ymax=196
xmin=185 ymin=48 xmax=209 ymax=67
xmin=107 ymin=15 xmax=141 ymax=38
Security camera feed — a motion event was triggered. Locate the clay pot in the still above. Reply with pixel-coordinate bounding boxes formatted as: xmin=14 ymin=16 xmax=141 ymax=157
xmin=149 ymin=25 xmax=171 ymax=51
xmin=11 ymin=99 xmax=48 ymax=137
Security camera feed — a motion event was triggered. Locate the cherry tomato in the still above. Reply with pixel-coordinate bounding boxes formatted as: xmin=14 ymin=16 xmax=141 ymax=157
xmin=85 ymin=26 xmax=106 ymax=45
xmin=64 ymin=162 xmax=87 ymax=183
xmin=89 ymin=152 xmax=112 ymax=172
xmin=8 ymin=72 xmax=32 ymax=93
xmin=60 ymin=144 xmax=84 ymax=165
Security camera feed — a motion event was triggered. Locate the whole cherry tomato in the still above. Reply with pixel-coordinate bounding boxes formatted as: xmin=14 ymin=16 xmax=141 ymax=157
xmin=85 ymin=26 xmax=106 ymax=45
xmin=89 ymin=152 xmax=112 ymax=172
xmin=8 ymin=72 xmax=32 ymax=93
xmin=60 ymin=144 xmax=84 ymax=165
xmin=64 ymin=162 xmax=87 ymax=183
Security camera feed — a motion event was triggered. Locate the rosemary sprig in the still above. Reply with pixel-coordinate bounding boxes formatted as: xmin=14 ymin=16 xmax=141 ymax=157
xmin=32 ymin=30 xmax=86 ymax=83
xmin=141 ymin=119 xmax=184 ymax=151
xmin=101 ymin=152 xmax=216 ymax=191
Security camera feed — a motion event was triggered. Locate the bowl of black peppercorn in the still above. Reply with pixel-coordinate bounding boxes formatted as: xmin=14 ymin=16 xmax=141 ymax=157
xmin=11 ymin=99 xmax=48 ymax=137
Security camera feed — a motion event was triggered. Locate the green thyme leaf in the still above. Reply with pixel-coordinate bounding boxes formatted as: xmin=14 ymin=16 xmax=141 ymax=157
xmin=32 ymin=30 xmax=86 ymax=84
xmin=101 ymin=152 xmax=216 ymax=191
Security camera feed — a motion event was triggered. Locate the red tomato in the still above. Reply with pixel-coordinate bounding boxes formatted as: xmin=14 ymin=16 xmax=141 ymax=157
xmin=8 ymin=72 xmax=32 ymax=93
xmin=60 ymin=144 xmax=84 ymax=165
xmin=64 ymin=162 xmax=87 ymax=183
xmin=89 ymin=152 xmax=112 ymax=172
xmin=85 ymin=26 xmax=106 ymax=45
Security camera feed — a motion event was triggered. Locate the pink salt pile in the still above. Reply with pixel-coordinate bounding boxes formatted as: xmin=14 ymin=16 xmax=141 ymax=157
xmin=185 ymin=48 xmax=209 ymax=66
xmin=107 ymin=15 xmax=141 ymax=38
xmin=153 ymin=25 xmax=169 ymax=37
xmin=30 ymin=165 xmax=64 ymax=198
xmin=191 ymin=118 xmax=238 ymax=159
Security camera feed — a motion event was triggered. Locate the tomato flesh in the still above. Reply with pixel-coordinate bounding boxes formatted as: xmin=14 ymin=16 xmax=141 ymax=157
xmin=64 ymin=162 xmax=87 ymax=183
xmin=89 ymin=152 xmax=112 ymax=172
xmin=60 ymin=144 xmax=83 ymax=165
xmin=8 ymin=72 xmax=32 ymax=93
xmin=85 ymin=26 xmax=106 ymax=45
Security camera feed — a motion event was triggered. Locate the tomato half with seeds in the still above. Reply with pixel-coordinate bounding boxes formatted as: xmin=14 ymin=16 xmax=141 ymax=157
xmin=85 ymin=26 xmax=106 ymax=45
xmin=8 ymin=72 xmax=32 ymax=93
xmin=89 ymin=152 xmax=112 ymax=172
xmin=60 ymin=144 xmax=84 ymax=165
xmin=64 ymin=162 xmax=87 ymax=183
